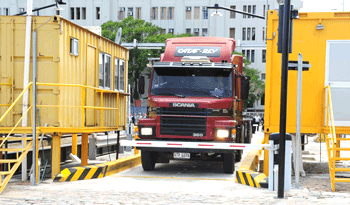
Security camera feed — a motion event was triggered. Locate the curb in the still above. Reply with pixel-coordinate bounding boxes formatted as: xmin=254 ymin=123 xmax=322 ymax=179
xmin=53 ymin=154 xmax=141 ymax=182
xmin=236 ymin=137 xmax=268 ymax=188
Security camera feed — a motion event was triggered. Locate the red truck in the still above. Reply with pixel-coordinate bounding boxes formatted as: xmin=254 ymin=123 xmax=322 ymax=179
xmin=137 ymin=37 xmax=252 ymax=173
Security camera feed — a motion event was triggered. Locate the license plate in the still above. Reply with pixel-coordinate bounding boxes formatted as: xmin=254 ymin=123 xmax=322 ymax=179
xmin=173 ymin=152 xmax=190 ymax=159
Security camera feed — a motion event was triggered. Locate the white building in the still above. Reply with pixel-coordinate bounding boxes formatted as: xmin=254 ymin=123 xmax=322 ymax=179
xmin=1 ymin=0 xmax=302 ymax=109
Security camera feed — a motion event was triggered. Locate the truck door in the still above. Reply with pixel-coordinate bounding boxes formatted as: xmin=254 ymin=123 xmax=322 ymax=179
xmin=325 ymin=40 xmax=350 ymax=126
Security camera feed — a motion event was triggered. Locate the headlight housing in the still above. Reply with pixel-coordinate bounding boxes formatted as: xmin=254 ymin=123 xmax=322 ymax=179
xmin=141 ymin=127 xmax=153 ymax=136
xmin=217 ymin=129 xmax=230 ymax=138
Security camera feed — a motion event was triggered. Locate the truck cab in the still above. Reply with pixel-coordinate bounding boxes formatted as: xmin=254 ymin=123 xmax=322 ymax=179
xmin=137 ymin=37 xmax=252 ymax=173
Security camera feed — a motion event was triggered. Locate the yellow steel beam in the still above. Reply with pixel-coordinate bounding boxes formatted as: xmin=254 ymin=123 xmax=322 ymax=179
xmin=263 ymin=132 xmax=269 ymax=176
xmin=51 ymin=135 xmax=61 ymax=179
xmin=81 ymin=133 xmax=89 ymax=166
xmin=72 ymin=134 xmax=78 ymax=156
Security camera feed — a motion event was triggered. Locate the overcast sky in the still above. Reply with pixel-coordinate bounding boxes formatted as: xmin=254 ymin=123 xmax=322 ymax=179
xmin=299 ymin=0 xmax=349 ymax=12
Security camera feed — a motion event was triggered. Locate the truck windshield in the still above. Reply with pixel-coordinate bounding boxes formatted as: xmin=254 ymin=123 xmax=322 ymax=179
xmin=150 ymin=67 xmax=233 ymax=98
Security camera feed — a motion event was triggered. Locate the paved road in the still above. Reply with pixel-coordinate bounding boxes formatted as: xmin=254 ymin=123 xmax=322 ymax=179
xmin=2 ymin=131 xmax=350 ymax=204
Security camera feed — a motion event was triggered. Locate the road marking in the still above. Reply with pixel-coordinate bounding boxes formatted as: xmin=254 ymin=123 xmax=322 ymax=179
xmin=113 ymin=175 xmax=235 ymax=181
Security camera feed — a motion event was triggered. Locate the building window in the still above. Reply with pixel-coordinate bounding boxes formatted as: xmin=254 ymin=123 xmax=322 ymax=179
xmin=253 ymin=5 xmax=256 ymax=16
xmin=76 ymin=7 xmax=80 ymax=20
xmin=70 ymin=7 xmax=74 ymax=20
xmin=263 ymin=27 xmax=265 ymax=41
xmin=230 ymin=28 xmax=235 ymax=39
xmin=4 ymin=8 xmax=10 ymax=15
xmin=96 ymin=7 xmax=100 ymax=20
xmin=194 ymin=7 xmax=200 ymax=19
xmin=161 ymin=29 xmax=166 ymax=34
xmin=252 ymin=28 xmax=255 ymax=40
xmin=248 ymin=5 xmax=251 ymax=18
xmin=128 ymin=7 xmax=133 ymax=17
xmin=70 ymin=38 xmax=79 ymax=56
xmin=82 ymin=7 xmax=86 ymax=20
xmin=263 ymin=5 xmax=270 ymax=17
xmin=203 ymin=7 xmax=208 ymax=19
xmin=247 ymin=28 xmax=251 ymax=40
xmin=56 ymin=10 xmax=60 ymax=15
xmin=169 ymin=28 xmax=174 ymax=34
xmin=230 ymin=5 xmax=236 ymax=18
xmin=151 ymin=7 xmax=158 ymax=20
xmin=19 ymin=8 xmax=25 ymax=13
xmin=136 ymin=7 xmax=141 ymax=19
xmin=168 ymin=7 xmax=174 ymax=20
xmin=202 ymin=28 xmax=208 ymax=36
xmin=186 ymin=28 xmax=191 ymax=34
xmin=186 ymin=7 xmax=191 ymax=20
xmin=243 ymin=5 xmax=247 ymax=18
xmin=262 ymin=50 xmax=266 ymax=63
xmin=251 ymin=50 xmax=255 ymax=63
xmin=115 ymin=58 xmax=119 ymax=91
xmin=161 ymin=7 xmax=166 ymax=20
xmin=242 ymin=28 xmax=246 ymax=40
xmin=119 ymin=60 xmax=125 ymax=92
xmin=261 ymin=73 xmax=266 ymax=80
xmin=194 ymin=28 xmax=199 ymax=36
xmin=247 ymin=50 xmax=251 ymax=61
xmin=99 ymin=52 xmax=111 ymax=89
xmin=260 ymin=94 xmax=265 ymax=105
xmin=119 ymin=7 xmax=125 ymax=20
xmin=242 ymin=50 xmax=246 ymax=56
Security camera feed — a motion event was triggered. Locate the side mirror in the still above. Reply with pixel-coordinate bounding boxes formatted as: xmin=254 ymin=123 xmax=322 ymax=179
xmin=241 ymin=76 xmax=250 ymax=100
xmin=138 ymin=76 xmax=145 ymax=95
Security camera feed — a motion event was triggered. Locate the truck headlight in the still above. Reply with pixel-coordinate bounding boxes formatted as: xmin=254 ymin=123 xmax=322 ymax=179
xmin=217 ymin=129 xmax=230 ymax=138
xmin=141 ymin=127 xmax=153 ymax=136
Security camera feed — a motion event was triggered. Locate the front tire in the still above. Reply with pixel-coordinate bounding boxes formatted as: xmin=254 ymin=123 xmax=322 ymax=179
xmin=223 ymin=153 xmax=235 ymax=174
xmin=141 ymin=150 xmax=156 ymax=171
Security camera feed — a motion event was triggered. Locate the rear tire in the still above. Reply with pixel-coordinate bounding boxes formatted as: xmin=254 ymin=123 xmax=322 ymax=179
xmin=223 ymin=153 xmax=235 ymax=174
xmin=141 ymin=150 xmax=156 ymax=171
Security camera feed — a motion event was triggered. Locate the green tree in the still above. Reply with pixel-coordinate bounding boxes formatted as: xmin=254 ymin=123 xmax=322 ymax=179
xmin=233 ymin=52 xmax=265 ymax=109
xmin=101 ymin=16 xmax=192 ymax=99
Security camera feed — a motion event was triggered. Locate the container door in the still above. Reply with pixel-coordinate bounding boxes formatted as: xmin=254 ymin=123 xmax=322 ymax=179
xmin=325 ymin=40 xmax=350 ymax=126
xmin=86 ymin=45 xmax=96 ymax=126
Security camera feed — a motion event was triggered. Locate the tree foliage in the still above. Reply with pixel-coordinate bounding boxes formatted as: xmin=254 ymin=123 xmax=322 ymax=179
xmin=233 ymin=52 xmax=265 ymax=109
xmin=101 ymin=16 xmax=192 ymax=89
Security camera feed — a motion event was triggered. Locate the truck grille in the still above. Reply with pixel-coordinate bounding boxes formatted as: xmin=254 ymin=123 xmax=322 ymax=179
xmin=159 ymin=107 xmax=208 ymax=116
xmin=160 ymin=116 xmax=207 ymax=136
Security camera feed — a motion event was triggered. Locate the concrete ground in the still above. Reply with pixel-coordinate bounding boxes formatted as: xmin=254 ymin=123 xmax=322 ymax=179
xmin=1 ymin=130 xmax=350 ymax=204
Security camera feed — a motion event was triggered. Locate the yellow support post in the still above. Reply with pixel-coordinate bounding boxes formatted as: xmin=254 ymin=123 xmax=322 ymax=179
xmin=72 ymin=134 xmax=78 ymax=155
xmin=81 ymin=133 xmax=89 ymax=166
xmin=51 ymin=135 xmax=61 ymax=179
xmin=263 ymin=132 xmax=270 ymax=176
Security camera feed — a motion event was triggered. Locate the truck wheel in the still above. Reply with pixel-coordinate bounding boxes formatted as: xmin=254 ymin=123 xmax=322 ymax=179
xmin=223 ymin=153 xmax=235 ymax=174
xmin=141 ymin=150 xmax=156 ymax=171
xmin=235 ymin=150 xmax=242 ymax=162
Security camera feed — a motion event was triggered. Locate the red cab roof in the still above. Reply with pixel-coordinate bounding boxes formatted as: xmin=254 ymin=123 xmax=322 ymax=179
xmin=161 ymin=37 xmax=235 ymax=63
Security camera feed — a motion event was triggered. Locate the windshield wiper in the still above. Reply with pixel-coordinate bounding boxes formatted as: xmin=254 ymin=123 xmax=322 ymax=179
xmin=156 ymin=93 xmax=186 ymax=98
xmin=194 ymin=90 xmax=221 ymax=99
